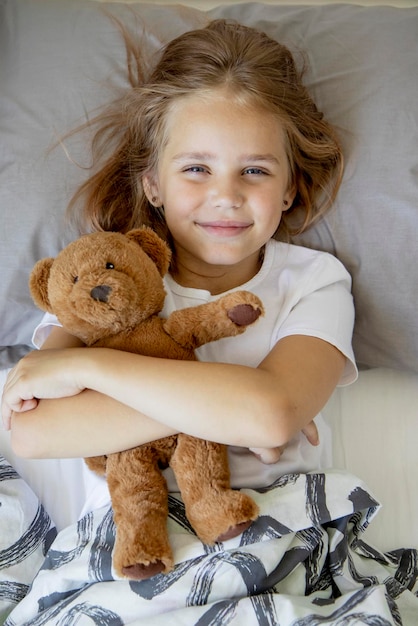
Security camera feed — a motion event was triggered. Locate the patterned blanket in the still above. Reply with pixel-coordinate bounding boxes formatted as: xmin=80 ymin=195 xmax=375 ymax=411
xmin=1 ymin=456 xmax=417 ymax=625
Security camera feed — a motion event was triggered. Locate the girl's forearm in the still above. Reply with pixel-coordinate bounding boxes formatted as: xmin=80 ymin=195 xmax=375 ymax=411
xmin=83 ymin=349 xmax=276 ymax=446
xmin=9 ymin=336 xmax=344 ymax=459
xmin=82 ymin=348 xmax=283 ymax=447
xmin=10 ymin=389 xmax=177 ymax=459
xmin=10 ymin=349 xmax=287 ymax=459
xmin=78 ymin=339 xmax=343 ymax=452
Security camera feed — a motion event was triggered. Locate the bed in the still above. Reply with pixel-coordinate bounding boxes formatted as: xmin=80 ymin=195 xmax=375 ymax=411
xmin=1 ymin=0 xmax=418 ymax=623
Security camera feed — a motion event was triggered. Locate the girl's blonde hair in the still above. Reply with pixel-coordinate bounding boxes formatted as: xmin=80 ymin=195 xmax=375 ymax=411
xmin=69 ymin=18 xmax=343 ymax=242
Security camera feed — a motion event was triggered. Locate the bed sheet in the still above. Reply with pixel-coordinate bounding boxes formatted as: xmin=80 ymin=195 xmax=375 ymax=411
xmin=1 ymin=460 xmax=418 ymax=625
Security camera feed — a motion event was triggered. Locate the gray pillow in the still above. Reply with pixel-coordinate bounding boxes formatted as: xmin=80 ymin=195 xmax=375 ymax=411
xmin=0 ymin=0 xmax=417 ymax=373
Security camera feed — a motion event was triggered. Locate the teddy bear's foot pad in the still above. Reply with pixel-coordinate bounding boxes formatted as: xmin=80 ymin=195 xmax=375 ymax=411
xmin=215 ymin=520 xmax=253 ymax=542
xmin=228 ymin=304 xmax=262 ymax=326
xmin=122 ymin=559 xmax=166 ymax=580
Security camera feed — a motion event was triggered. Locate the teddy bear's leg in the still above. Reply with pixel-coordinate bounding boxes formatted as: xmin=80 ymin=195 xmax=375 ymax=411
xmin=170 ymin=435 xmax=259 ymax=545
xmin=163 ymin=291 xmax=264 ymax=350
xmin=105 ymin=441 xmax=177 ymax=580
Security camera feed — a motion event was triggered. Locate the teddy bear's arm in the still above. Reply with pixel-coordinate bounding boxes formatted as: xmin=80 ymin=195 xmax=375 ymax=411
xmin=163 ymin=290 xmax=264 ymax=350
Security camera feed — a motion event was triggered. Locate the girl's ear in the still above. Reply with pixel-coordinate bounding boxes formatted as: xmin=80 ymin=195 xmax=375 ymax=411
xmin=142 ymin=173 xmax=161 ymax=207
xmin=283 ymin=185 xmax=297 ymax=211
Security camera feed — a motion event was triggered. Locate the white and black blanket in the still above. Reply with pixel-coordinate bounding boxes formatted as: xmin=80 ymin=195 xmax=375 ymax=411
xmin=1 ymin=455 xmax=417 ymax=625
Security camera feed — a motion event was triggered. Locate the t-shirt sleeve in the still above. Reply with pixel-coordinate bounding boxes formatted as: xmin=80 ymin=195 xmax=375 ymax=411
xmin=275 ymin=253 xmax=357 ymax=386
xmin=32 ymin=312 xmax=62 ymax=349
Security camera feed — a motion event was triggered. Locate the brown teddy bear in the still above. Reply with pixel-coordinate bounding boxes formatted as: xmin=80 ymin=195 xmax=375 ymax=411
xmin=29 ymin=227 xmax=264 ymax=580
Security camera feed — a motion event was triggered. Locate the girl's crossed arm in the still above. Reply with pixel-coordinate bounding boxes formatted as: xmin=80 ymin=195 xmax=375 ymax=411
xmin=1 ymin=330 xmax=345 ymax=459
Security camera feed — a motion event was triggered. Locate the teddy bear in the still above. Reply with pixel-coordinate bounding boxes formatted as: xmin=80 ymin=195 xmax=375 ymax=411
xmin=29 ymin=226 xmax=265 ymax=580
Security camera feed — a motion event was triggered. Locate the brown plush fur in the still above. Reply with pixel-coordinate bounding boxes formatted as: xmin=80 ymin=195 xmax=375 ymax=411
xmin=30 ymin=227 xmax=263 ymax=580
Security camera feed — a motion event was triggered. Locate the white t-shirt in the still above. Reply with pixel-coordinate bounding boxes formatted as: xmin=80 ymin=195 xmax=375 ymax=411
xmin=30 ymin=240 xmax=357 ymax=523
xmin=159 ymin=240 xmax=357 ymax=490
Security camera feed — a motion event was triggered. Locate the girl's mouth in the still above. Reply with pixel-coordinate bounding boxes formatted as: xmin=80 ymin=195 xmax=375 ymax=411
xmin=196 ymin=221 xmax=252 ymax=237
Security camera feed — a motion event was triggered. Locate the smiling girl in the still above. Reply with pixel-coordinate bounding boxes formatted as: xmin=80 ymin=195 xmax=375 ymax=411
xmin=2 ymin=19 xmax=356 ymax=501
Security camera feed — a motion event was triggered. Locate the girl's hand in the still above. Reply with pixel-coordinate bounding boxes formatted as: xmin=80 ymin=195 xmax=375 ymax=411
xmin=1 ymin=349 xmax=86 ymax=430
xmin=301 ymin=420 xmax=319 ymax=447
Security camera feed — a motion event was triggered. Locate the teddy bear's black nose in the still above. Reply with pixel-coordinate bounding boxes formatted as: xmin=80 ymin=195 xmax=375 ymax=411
xmin=91 ymin=285 xmax=112 ymax=303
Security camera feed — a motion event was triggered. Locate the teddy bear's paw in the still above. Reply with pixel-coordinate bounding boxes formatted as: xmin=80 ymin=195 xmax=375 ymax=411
xmin=227 ymin=303 xmax=262 ymax=327
xmin=215 ymin=519 xmax=254 ymax=542
xmin=189 ymin=490 xmax=260 ymax=545
xmin=115 ymin=551 xmax=174 ymax=580
xmin=221 ymin=291 xmax=264 ymax=327
xmin=112 ymin=523 xmax=175 ymax=580
xmin=121 ymin=559 xmax=169 ymax=580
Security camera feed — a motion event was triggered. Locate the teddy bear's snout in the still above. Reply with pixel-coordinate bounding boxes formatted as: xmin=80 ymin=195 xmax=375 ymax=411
xmin=90 ymin=284 xmax=112 ymax=303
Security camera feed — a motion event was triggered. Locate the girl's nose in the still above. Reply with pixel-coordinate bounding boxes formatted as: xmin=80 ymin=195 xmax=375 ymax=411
xmin=210 ymin=177 xmax=243 ymax=209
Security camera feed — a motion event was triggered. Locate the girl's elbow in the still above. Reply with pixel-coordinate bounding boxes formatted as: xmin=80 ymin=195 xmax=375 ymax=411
xmin=255 ymin=394 xmax=296 ymax=448
xmin=267 ymin=419 xmax=295 ymax=449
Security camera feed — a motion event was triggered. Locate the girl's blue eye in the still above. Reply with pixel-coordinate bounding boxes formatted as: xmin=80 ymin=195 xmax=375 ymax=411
xmin=185 ymin=166 xmax=206 ymax=173
xmin=244 ymin=167 xmax=266 ymax=175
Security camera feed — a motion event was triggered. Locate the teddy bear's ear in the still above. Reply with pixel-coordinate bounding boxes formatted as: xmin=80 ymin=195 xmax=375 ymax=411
xmin=29 ymin=257 xmax=55 ymax=312
xmin=126 ymin=227 xmax=171 ymax=277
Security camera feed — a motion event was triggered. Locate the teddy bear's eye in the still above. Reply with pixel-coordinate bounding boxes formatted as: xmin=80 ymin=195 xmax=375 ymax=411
xmin=73 ymin=276 xmax=79 ymax=284
xmin=106 ymin=262 xmax=115 ymax=270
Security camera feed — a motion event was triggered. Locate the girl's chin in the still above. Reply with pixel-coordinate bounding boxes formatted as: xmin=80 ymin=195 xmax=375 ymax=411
xmin=173 ymin=237 xmax=263 ymax=271
xmin=197 ymin=250 xmax=262 ymax=276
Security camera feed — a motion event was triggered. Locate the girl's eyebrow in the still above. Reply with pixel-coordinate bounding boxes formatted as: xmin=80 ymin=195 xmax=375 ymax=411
xmin=244 ymin=154 xmax=280 ymax=164
xmin=172 ymin=152 xmax=280 ymax=163
xmin=172 ymin=152 xmax=213 ymax=163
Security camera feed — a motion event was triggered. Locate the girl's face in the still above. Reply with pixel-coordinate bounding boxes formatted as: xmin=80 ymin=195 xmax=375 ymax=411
xmin=143 ymin=91 xmax=295 ymax=293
